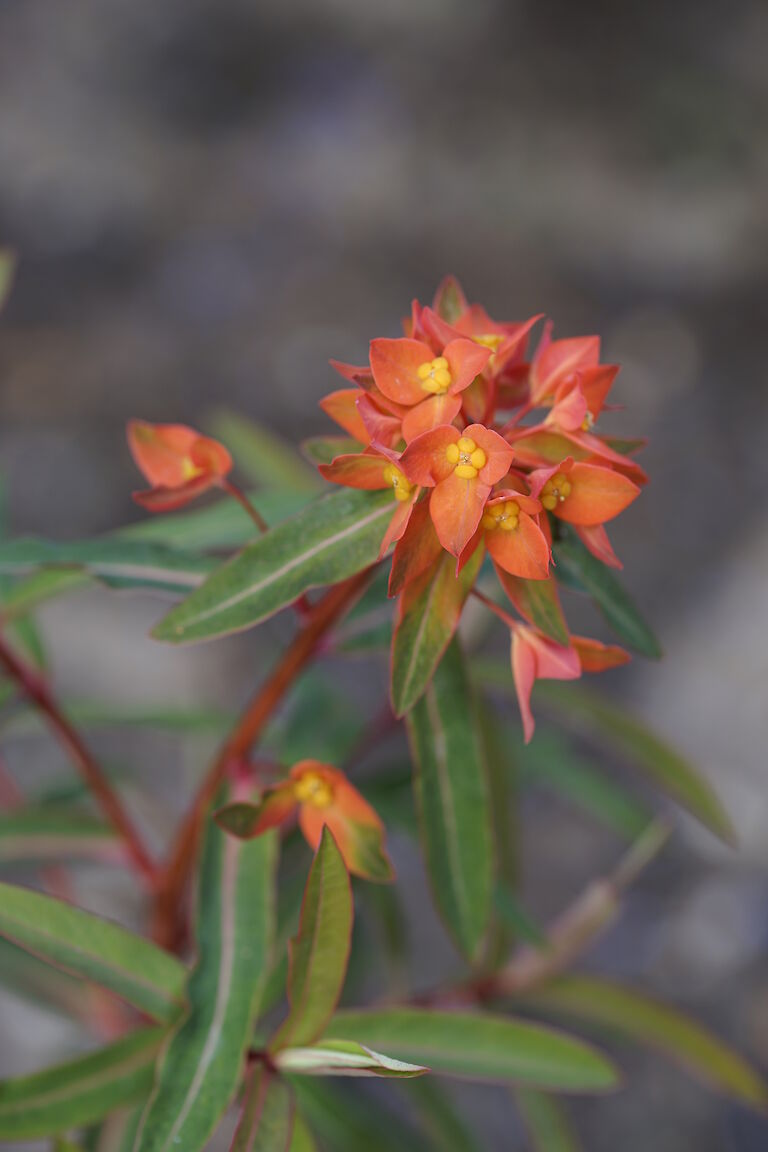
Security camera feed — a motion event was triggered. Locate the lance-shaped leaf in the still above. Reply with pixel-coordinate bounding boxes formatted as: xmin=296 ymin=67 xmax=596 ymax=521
xmin=275 ymin=1039 xmax=427 ymax=1078
xmin=0 ymin=1027 xmax=163 ymax=1139
xmin=552 ymin=526 xmax=661 ymax=658
xmin=154 ymin=488 xmax=393 ymax=643
xmin=293 ymin=1079 xmax=426 ymax=1152
xmin=232 ymin=1066 xmax=295 ymax=1152
xmin=270 ymin=827 xmax=353 ymax=1052
xmin=0 ymin=567 xmax=89 ymax=623
xmin=133 ymin=810 xmax=277 ymax=1152
xmin=289 ymin=1114 xmax=318 ymax=1152
xmin=537 ymin=682 xmax=735 ymax=843
xmin=122 ymin=488 xmax=310 ymax=551
xmin=323 ymin=1009 xmax=618 ymax=1092
xmin=0 ymin=537 xmax=213 ymax=594
xmin=405 ymin=1077 xmax=482 ymax=1152
xmin=0 ymin=879 xmax=187 ymax=1022
xmin=209 ymin=410 xmax=321 ymax=495
xmin=514 ymin=1088 xmax=581 ymax=1151
xmin=0 ymin=808 xmax=124 ymax=865
xmin=495 ymin=569 xmax=570 ymax=647
xmin=522 ymin=975 xmax=768 ymax=1112
xmin=391 ymin=547 xmax=483 ymax=716
xmin=406 ymin=640 xmax=493 ymax=962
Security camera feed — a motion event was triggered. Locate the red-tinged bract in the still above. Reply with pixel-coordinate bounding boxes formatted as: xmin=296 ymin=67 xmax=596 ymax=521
xmin=128 ymin=420 xmax=232 ymax=512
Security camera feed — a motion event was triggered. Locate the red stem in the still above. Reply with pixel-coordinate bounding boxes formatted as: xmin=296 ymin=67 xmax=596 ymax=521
xmin=221 ymin=479 xmax=270 ymax=534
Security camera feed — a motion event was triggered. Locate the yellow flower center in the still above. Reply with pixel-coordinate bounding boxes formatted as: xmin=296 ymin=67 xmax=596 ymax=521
xmin=445 ymin=436 xmax=487 ymax=480
xmin=181 ymin=457 xmax=204 ymax=481
xmin=474 ymin=333 xmax=504 ymax=351
xmin=581 ymin=410 xmax=595 ymax=432
xmin=293 ymin=772 xmax=334 ymax=808
xmin=481 ymin=500 xmax=520 ymax=532
xmin=541 ymin=472 xmax=572 ymax=511
xmin=382 ymin=463 xmax=415 ymax=503
xmin=417 ymin=356 xmax=452 ymax=395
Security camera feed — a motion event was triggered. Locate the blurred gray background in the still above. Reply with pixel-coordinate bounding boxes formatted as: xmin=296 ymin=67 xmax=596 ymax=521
xmin=0 ymin=1 xmax=767 ymax=1149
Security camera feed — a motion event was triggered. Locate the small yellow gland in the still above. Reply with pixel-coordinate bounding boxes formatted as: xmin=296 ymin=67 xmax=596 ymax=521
xmin=181 ymin=457 xmax=204 ymax=481
xmin=541 ymin=472 xmax=572 ymax=511
xmin=481 ymin=500 xmax=520 ymax=532
xmin=447 ymin=436 xmax=486 ymax=480
xmin=474 ymin=333 xmax=505 ymax=351
xmin=293 ymin=771 xmax=334 ymax=809
xmin=417 ymin=356 xmax=452 ymax=395
xmin=382 ymin=463 xmax=414 ymax=503
xmin=581 ymin=410 xmax=595 ymax=432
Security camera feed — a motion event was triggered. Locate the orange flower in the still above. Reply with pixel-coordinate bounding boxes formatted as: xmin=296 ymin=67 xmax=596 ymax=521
xmin=400 ymin=423 xmax=513 ymax=556
xmin=127 ymin=420 xmax=232 ymax=512
xmin=527 ymin=457 xmax=640 ymax=527
xmin=319 ymin=447 xmax=419 ymax=556
xmin=369 ymin=336 xmax=491 ymax=442
xmin=470 ymin=489 xmax=550 ymax=580
xmin=215 ymin=761 xmax=393 ymax=882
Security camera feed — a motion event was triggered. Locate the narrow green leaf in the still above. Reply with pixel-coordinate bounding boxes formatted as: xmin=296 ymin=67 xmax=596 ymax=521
xmin=0 ymin=568 xmax=91 ymax=622
xmin=0 ymin=538 xmax=213 ymax=594
xmin=552 ymin=526 xmax=661 ymax=658
xmin=404 ymin=1077 xmax=482 ymax=1152
xmin=493 ymin=888 xmax=548 ymax=948
xmin=515 ymin=1088 xmax=581 ymax=1151
xmin=407 ymin=640 xmax=493 ymax=962
xmin=2 ymin=699 xmax=232 ymax=740
xmin=523 ymin=975 xmax=768 ymax=1112
xmin=537 ymin=682 xmax=735 ymax=843
xmin=0 ymin=879 xmax=186 ymax=1022
xmin=289 ymin=1113 xmax=318 ymax=1152
xmin=94 ymin=1106 xmax=144 ymax=1152
xmin=271 ymin=827 xmax=353 ymax=1052
xmin=133 ymin=808 xmax=277 ymax=1152
xmin=0 ymin=1028 xmax=162 ymax=1139
xmin=232 ymin=1066 xmax=294 ymax=1152
xmin=292 ymin=1079 xmax=428 ymax=1152
xmin=275 ymin=1039 xmax=427 ymax=1078
xmin=323 ymin=1009 xmax=618 ymax=1092
xmin=496 ymin=569 xmax=570 ymax=646
xmin=391 ymin=548 xmax=483 ymax=717
xmin=153 ymin=488 xmax=393 ymax=643
xmin=121 ymin=489 xmax=311 ymax=551
xmin=0 ymin=249 xmax=16 ymax=313
xmin=0 ymin=808 xmax=124 ymax=865
xmin=479 ymin=697 xmax=519 ymax=964
xmin=209 ymin=409 xmax=321 ymax=494
xmin=301 ymin=436 xmax=362 ymax=467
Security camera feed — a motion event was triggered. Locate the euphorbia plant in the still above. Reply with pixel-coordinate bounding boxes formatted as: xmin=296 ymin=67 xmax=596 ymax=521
xmin=0 ymin=260 xmax=764 ymax=1150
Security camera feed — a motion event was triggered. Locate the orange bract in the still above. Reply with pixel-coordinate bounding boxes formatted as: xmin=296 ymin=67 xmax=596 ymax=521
xmin=127 ymin=420 xmax=232 ymax=512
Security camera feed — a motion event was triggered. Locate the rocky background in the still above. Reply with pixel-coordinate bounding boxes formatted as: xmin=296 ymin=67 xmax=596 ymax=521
xmin=0 ymin=1 xmax=767 ymax=1148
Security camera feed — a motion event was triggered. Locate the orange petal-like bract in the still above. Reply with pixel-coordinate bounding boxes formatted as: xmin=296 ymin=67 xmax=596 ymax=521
xmin=511 ymin=626 xmax=581 ymax=743
xmin=127 ymin=420 xmax=232 ymax=512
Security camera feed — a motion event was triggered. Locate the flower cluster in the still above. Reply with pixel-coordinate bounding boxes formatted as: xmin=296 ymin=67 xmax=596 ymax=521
xmin=319 ymin=276 xmax=646 ymax=740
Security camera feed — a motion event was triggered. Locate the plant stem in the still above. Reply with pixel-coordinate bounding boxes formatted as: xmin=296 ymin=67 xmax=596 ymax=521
xmin=0 ymin=632 xmax=157 ymax=885
xmin=221 ymin=479 xmax=270 ymax=534
xmin=153 ymin=568 xmax=372 ymax=947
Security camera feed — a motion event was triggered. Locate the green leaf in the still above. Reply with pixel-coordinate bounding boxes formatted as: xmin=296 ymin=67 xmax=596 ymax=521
xmin=496 ymin=569 xmax=570 ymax=646
xmin=514 ymin=1088 xmax=581 ymax=1151
xmin=479 ymin=698 xmax=519 ymax=964
xmin=552 ymin=526 xmax=661 ymax=658
xmin=404 ymin=1077 xmax=482 ymax=1152
xmin=292 ymin=1079 xmax=427 ymax=1152
xmin=407 ymin=640 xmax=493 ymax=962
xmin=323 ymin=1009 xmax=618 ymax=1092
xmin=208 ymin=409 xmax=321 ymax=494
xmin=275 ymin=1039 xmax=427 ymax=1078
xmin=0 ymin=808 xmax=123 ymax=865
xmin=0 ymin=1028 xmax=163 ymax=1139
xmin=232 ymin=1066 xmax=295 ymax=1152
xmin=0 ymin=249 xmax=16 ymax=313
xmin=93 ymin=1106 xmax=144 ymax=1152
xmin=0 ymin=879 xmax=186 ymax=1022
xmin=523 ymin=975 xmax=768 ymax=1111
xmin=537 ymin=683 xmax=735 ymax=843
xmin=0 ymin=538 xmax=213 ymax=594
xmin=133 ymin=808 xmax=277 ymax=1152
xmin=153 ymin=488 xmax=393 ymax=643
xmin=0 ymin=568 xmax=88 ymax=623
xmin=289 ymin=1113 xmax=318 ymax=1152
xmin=493 ymin=888 xmax=548 ymax=948
xmin=2 ymin=699 xmax=232 ymax=740
xmin=121 ymin=489 xmax=311 ymax=551
xmin=301 ymin=436 xmax=362 ymax=467
xmin=271 ymin=827 xmax=353 ymax=1052
xmin=391 ymin=548 xmax=483 ymax=717
xmin=433 ymin=276 xmax=465 ymax=323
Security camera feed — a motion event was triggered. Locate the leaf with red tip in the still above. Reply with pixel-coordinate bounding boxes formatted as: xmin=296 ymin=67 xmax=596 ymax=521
xmin=388 ymin=498 xmax=442 ymax=597
xmin=496 ymin=569 xmax=570 ymax=646
xmin=571 ymin=636 xmax=630 ymax=672
xmin=215 ymin=786 xmax=298 ymax=839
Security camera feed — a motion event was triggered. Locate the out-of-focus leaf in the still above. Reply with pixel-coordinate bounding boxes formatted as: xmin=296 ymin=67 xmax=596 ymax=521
xmin=301 ymin=436 xmax=362 ymax=467
xmin=289 ymin=1113 xmax=318 ymax=1152
xmin=479 ymin=698 xmax=519 ymax=964
xmin=231 ymin=1066 xmax=294 ymax=1152
xmin=133 ymin=804 xmax=277 ymax=1152
xmin=496 ymin=569 xmax=570 ymax=646
xmin=94 ymin=1106 xmax=143 ymax=1152
xmin=121 ymin=489 xmax=311 ymax=550
xmin=433 ymin=276 xmax=465 ymax=323
xmin=263 ymin=671 xmax=364 ymax=765
xmin=523 ymin=975 xmax=768 ymax=1112
xmin=360 ymin=765 xmax=417 ymax=837
xmin=402 ymin=1077 xmax=481 ymax=1152
xmin=209 ymin=410 xmax=321 ymax=494
xmin=0 ymin=249 xmax=16 ymax=312
xmin=0 ymin=538 xmax=213 ymax=594
xmin=493 ymin=888 xmax=548 ymax=949
xmin=2 ymin=700 xmax=232 ymax=740
xmin=153 ymin=488 xmax=392 ymax=643
xmin=275 ymin=1039 xmax=427 ymax=1078
xmin=552 ymin=526 xmax=661 ymax=658
xmin=0 ymin=568 xmax=89 ymax=622
xmin=0 ymin=1027 xmax=163 ymax=1139
xmin=0 ymin=808 xmax=124 ymax=865
xmin=514 ymin=1088 xmax=581 ymax=1151
xmin=0 ymin=879 xmax=186 ymax=1022
xmin=391 ymin=548 xmax=483 ymax=717
xmin=271 ymin=828 xmax=353 ymax=1052
xmin=407 ymin=640 xmax=493 ymax=963
xmin=292 ymin=1078 xmax=428 ymax=1152
xmin=323 ymin=1009 xmax=619 ymax=1092
xmin=515 ymin=728 xmax=651 ymax=840
xmin=537 ymin=682 xmax=735 ymax=844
